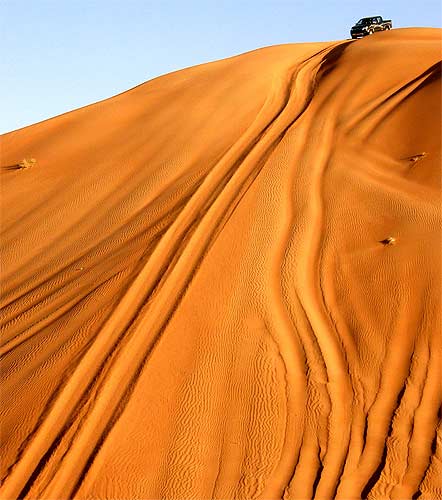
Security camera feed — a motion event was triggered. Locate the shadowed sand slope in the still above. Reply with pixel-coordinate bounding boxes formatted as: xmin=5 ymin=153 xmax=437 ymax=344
xmin=1 ymin=28 xmax=441 ymax=500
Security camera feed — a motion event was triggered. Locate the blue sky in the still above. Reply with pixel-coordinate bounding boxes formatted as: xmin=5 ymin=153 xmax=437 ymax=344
xmin=1 ymin=0 xmax=441 ymax=133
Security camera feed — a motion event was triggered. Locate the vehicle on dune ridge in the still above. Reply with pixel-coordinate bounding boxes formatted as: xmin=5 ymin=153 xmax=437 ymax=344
xmin=350 ymin=16 xmax=392 ymax=38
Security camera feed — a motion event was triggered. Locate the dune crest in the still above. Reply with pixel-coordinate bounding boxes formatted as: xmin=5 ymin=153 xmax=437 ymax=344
xmin=1 ymin=28 xmax=441 ymax=499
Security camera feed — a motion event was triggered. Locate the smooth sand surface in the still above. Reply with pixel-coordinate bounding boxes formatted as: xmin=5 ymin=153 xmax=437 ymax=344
xmin=1 ymin=28 xmax=441 ymax=499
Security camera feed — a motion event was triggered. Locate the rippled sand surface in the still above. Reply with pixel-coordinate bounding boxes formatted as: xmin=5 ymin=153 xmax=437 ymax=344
xmin=1 ymin=28 xmax=441 ymax=500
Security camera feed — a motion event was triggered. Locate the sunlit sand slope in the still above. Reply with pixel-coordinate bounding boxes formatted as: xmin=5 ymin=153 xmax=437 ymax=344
xmin=1 ymin=28 xmax=441 ymax=500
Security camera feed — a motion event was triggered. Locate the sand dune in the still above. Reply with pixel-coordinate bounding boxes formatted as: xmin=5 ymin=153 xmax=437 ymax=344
xmin=1 ymin=28 xmax=441 ymax=499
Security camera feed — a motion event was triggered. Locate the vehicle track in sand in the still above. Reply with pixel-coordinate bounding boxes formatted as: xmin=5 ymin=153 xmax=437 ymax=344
xmin=0 ymin=42 xmax=347 ymax=500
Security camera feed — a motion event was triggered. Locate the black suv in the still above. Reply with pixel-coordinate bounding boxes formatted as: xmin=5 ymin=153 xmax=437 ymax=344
xmin=350 ymin=16 xmax=392 ymax=38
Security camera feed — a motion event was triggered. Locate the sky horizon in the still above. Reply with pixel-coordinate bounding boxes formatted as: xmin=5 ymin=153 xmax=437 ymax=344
xmin=1 ymin=0 xmax=441 ymax=134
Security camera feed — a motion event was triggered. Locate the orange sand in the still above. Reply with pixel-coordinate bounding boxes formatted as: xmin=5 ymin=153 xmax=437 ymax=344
xmin=1 ymin=28 xmax=441 ymax=500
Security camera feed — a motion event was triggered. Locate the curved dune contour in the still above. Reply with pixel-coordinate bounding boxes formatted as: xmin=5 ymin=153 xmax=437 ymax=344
xmin=1 ymin=28 xmax=441 ymax=500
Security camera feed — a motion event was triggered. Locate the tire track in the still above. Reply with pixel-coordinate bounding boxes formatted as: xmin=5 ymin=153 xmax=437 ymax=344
xmin=0 ymin=45 xmax=339 ymax=499
xmin=257 ymin=42 xmax=352 ymax=500
xmin=293 ymin=113 xmax=353 ymax=500
xmin=48 ymin=44 xmax=347 ymax=500
xmin=342 ymin=62 xmax=441 ymax=140
xmin=336 ymin=291 xmax=425 ymax=498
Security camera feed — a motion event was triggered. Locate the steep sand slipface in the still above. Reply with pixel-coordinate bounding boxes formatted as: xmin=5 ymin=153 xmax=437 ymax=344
xmin=0 ymin=28 xmax=441 ymax=499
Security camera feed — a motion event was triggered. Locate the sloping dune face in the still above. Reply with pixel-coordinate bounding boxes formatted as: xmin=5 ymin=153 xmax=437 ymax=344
xmin=1 ymin=28 xmax=441 ymax=500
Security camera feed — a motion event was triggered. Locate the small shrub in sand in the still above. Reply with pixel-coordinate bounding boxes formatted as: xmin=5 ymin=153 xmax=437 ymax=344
xmin=18 ymin=158 xmax=37 ymax=169
xmin=379 ymin=236 xmax=396 ymax=246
